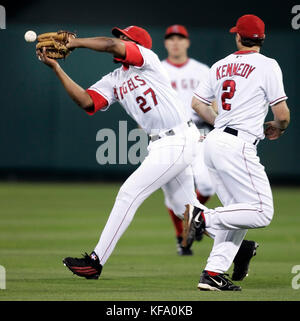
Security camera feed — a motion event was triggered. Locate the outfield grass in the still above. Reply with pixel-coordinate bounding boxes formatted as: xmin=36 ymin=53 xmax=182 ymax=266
xmin=0 ymin=182 xmax=299 ymax=301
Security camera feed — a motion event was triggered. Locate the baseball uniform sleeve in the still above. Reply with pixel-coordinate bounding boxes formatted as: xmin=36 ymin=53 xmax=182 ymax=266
xmin=193 ymin=69 xmax=215 ymax=105
xmin=86 ymin=73 xmax=117 ymax=115
xmin=114 ymin=41 xmax=144 ymax=67
xmin=265 ymin=60 xmax=288 ymax=106
xmin=134 ymin=45 xmax=162 ymax=70
xmin=85 ymin=89 xmax=109 ymax=115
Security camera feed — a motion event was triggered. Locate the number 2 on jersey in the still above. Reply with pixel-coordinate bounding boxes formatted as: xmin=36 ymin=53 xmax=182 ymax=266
xmin=136 ymin=88 xmax=158 ymax=113
xmin=221 ymin=80 xmax=236 ymax=111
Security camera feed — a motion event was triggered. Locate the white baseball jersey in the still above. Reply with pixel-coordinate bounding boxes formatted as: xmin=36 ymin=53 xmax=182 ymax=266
xmin=194 ymin=50 xmax=288 ymax=139
xmin=161 ymin=58 xmax=210 ymax=125
xmin=88 ymin=45 xmax=189 ymax=135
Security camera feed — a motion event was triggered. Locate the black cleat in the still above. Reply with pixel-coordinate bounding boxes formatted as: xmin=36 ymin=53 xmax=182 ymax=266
xmin=176 ymin=236 xmax=193 ymax=255
xmin=232 ymin=240 xmax=259 ymax=281
xmin=178 ymin=245 xmax=193 ymax=256
xmin=186 ymin=206 xmax=206 ymax=248
xmin=195 ymin=229 xmax=204 ymax=242
xmin=63 ymin=251 xmax=102 ymax=279
xmin=198 ymin=270 xmax=242 ymax=291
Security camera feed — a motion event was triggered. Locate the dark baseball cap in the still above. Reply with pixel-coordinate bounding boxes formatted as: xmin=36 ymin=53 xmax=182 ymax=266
xmin=230 ymin=14 xmax=265 ymax=39
xmin=165 ymin=25 xmax=189 ymax=39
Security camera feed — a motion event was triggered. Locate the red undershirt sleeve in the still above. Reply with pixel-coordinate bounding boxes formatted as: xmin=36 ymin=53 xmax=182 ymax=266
xmin=114 ymin=41 xmax=144 ymax=67
xmin=85 ymin=89 xmax=109 ymax=115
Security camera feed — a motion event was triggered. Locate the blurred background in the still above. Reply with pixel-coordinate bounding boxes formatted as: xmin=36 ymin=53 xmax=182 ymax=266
xmin=0 ymin=0 xmax=299 ymax=184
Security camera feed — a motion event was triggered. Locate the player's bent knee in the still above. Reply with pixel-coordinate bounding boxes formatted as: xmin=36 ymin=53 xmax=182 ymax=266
xmin=259 ymin=205 xmax=274 ymax=227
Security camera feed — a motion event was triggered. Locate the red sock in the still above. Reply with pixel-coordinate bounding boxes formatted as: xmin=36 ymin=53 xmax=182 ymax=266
xmin=206 ymin=270 xmax=219 ymax=276
xmin=196 ymin=190 xmax=210 ymax=205
xmin=167 ymin=208 xmax=183 ymax=237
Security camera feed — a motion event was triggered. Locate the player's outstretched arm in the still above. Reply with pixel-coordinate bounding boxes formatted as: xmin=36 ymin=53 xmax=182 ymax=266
xmin=36 ymin=47 xmax=93 ymax=110
xmin=265 ymin=101 xmax=290 ymax=140
xmin=67 ymin=37 xmax=126 ymax=59
xmin=192 ymin=97 xmax=217 ymax=126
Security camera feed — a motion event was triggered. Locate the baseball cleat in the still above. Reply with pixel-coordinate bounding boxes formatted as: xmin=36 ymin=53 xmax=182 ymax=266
xmin=195 ymin=229 xmax=204 ymax=242
xmin=198 ymin=270 xmax=242 ymax=291
xmin=232 ymin=240 xmax=259 ymax=281
xmin=186 ymin=206 xmax=206 ymax=248
xmin=63 ymin=251 xmax=102 ymax=279
xmin=177 ymin=245 xmax=193 ymax=256
xmin=176 ymin=236 xmax=193 ymax=255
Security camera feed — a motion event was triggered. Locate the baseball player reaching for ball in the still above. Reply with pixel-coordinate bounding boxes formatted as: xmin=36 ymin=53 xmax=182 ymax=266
xmin=161 ymin=25 xmax=215 ymax=255
xmin=36 ymin=26 xmax=206 ymax=280
xmin=189 ymin=14 xmax=290 ymax=291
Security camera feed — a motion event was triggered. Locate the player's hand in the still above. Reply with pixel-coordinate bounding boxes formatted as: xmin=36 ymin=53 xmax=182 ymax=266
xmin=66 ymin=34 xmax=77 ymax=50
xmin=36 ymin=47 xmax=60 ymax=69
xmin=264 ymin=121 xmax=285 ymax=140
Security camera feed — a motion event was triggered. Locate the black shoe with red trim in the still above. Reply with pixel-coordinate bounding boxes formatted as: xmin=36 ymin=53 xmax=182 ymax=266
xmin=63 ymin=252 xmax=102 ymax=279
xmin=198 ymin=270 xmax=241 ymax=291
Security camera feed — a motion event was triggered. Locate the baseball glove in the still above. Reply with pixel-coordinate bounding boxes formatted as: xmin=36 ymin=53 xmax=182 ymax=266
xmin=36 ymin=30 xmax=76 ymax=59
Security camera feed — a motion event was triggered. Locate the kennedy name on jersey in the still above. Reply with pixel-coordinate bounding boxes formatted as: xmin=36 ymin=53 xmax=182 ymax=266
xmin=113 ymin=75 xmax=147 ymax=100
xmin=216 ymin=63 xmax=256 ymax=80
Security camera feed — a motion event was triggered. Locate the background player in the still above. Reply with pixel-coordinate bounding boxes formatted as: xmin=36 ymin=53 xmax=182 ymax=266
xmin=161 ymin=25 xmax=215 ymax=255
xmin=191 ymin=14 xmax=290 ymax=290
xmin=36 ymin=25 xmax=206 ymax=280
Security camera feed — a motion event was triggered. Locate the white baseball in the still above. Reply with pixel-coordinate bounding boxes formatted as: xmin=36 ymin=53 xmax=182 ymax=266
xmin=24 ymin=30 xmax=37 ymax=42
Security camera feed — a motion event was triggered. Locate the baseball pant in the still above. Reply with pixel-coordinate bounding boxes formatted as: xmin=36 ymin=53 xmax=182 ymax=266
xmin=162 ymin=141 xmax=215 ymax=215
xmin=94 ymin=123 xmax=205 ymax=265
xmin=202 ymin=128 xmax=273 ymax=273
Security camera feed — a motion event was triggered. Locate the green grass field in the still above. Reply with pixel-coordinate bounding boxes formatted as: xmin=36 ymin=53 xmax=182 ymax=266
xmin=0 ymin=182 xmax=299 ymax=301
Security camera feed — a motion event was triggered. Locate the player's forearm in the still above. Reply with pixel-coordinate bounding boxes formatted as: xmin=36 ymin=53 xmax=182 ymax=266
xmin=68 ymin=37 xmax=125 ymax=58
xmin=271 ymin=101 xmax=290 ymax=130
xmin=192 ymin=97 xmax=217 ymax=126
xmin=52 ymin=64 xmax=93 ymax=109
xmin=273 ymin=118 xmax=290 ymax=131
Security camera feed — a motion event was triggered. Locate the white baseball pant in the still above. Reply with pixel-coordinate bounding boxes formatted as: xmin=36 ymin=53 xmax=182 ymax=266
xmin=202 ymin=128 xmax=273 ymax=273
xmin=94 ymin=122 xmax=205 ymax=265
xmin=162 ymin=141 xmax=215 ymax=215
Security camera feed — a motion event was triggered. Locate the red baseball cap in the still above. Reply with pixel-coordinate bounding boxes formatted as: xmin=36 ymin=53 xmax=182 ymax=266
xmin=230 ymin=14 xmax=265 ymax=39
xmin=112 ymin=25 xmax=152 ymax=49
xmin=165 ymin=25 xmax=189 ymax=39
